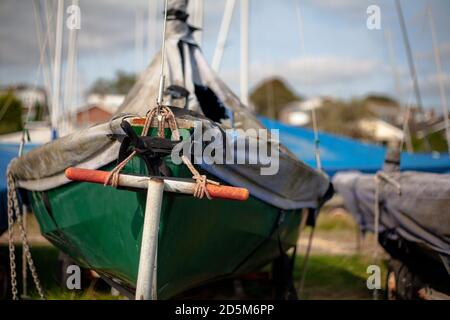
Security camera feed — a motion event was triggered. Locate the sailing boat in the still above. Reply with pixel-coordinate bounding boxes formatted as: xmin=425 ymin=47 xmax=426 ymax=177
xmin=334 ymin=1 xmax=450 ymax=300
xmin=7 ymin=0 xmax=332 ymax=299
xmin=333 ymin=154 xmax=450 ymax=299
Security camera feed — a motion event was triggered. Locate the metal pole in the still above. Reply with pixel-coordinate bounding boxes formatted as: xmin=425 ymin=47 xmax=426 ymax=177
xmin=395 ymin=0 xmax=423 ymax=111
xmin=135 ymin=10 xmax=145 ymax=73
xmin=212 ymin=0 xmax=236 ymax=72
xmin=51 ymin=0 xmax=64 ymax=139
xmin=63 ymin=0 xmax=79 ymax=136
xmin=157 ymin=0 xmax=169 ymax=106
xmin=428 ymin=6 xmax=450 ymax=154
xmin=384 ymin=28 xmax=413 ymax=153
xmin=32 ymin=0 xmax=53 ymax=107
xmin=135 ymin=178 xmax=164 ymax=300
xmin=147 ymin=0 xmax=158 ymax=58
xmin=240 ymin=0 xmax=249 ymax=106
xmin=295 ymin=0 xmax=321 ymax=170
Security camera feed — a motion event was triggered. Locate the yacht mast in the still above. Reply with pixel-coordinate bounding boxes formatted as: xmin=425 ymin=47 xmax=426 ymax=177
xmin=428 ymin=6 xmax=450 ymax=154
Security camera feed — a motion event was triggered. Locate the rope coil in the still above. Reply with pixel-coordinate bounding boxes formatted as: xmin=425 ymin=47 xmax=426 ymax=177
xmin=105 ymin=106 xmax=180 ymax=188
xmin=105 ymin=106 xmax=218 ymax=199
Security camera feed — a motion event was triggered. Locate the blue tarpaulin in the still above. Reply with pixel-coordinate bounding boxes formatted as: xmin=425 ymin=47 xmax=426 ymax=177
xmin=0 ymin=143 xmax=37 ymax=234
xmin=260 ymin=117 xmax=450 ymax=176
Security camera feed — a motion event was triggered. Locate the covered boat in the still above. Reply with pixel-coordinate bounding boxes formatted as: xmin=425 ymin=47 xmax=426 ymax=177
xmin=7 ymin=0 xmax=332 ymax=299
xmin=333 ymin=152 xmax=450 ymax=299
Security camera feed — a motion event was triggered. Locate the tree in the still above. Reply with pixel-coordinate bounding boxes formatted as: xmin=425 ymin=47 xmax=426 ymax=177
xmin=363 ymin=94 xmax=399 ymax=107
xmin=89 ymin=70 xmax=136 ymax=95
xmin=313 ymin=99 xmax=375 ymax=140
xmin=0 ymin=92 xmax=23 ymax=135
xmin=250 ymin=77 xmax=301 ymax=119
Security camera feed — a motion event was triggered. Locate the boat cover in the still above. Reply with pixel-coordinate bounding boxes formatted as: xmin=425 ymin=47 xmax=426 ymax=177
xmin=261 ymin=117 xmax=450 ymax=177
xmin=333 ymin=171 xmax=450 ymax=258
xmin=7 ymin=0 xmax=331 ymax=211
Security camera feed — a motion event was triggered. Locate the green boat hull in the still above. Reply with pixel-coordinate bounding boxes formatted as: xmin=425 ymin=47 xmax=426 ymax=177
xmin=28 ymin=155 xmax=303 ymax=299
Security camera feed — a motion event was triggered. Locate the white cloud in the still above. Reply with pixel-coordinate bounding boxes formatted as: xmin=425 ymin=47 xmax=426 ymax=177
xmin=221 ymin=55 xmax=380 ymax=89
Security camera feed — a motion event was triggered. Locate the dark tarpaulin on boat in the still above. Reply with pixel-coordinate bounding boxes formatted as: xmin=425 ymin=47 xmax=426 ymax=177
xmin=333 ymin=171 xmax=450 ymax=260
xmin=8 ymin=0 xmax=331 ymax=211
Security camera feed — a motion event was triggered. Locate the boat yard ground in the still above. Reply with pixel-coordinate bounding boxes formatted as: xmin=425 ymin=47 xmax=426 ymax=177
xmin=0 ymin=203 xmax=388 ymax=300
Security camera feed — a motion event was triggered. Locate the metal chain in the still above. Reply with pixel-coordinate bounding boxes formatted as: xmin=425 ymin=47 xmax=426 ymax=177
xmin=7 ymin=172 xmax=45 ymax=299
xmin=7 ymin=177 xmax=18 ymax=300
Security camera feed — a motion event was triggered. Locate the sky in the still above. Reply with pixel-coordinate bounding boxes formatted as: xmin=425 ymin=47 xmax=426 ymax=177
xmin=1 ymin=0 xmax=450 ymax=111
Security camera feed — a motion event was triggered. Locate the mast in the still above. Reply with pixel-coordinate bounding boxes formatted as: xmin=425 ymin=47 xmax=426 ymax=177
xmin=135 ymin=10 xmax=145 ymax=73
xmin=32 ymin=0 xmax=53 ymax=105
xmin=395 ymin=0 xmax=424 ymax=111
xmin=63 ymin=0 xmax=79 ymax=136
xmin=44 ymin=0 xmax=56 ymax=76
xmin=428 ymin=6 xmax=450 ymax=154
xmin=50 ymin=0 xmax=64 ymax=139
xmin=240 ymin=0 xmax=249 ymax=106
xmin=384 ymin=28 xmax=413 ymax=153
xmin=384 ymin=29 xmax=402 ymax=100
xmin=157 ymin=0 xmax=170 ymax=107
xmin=191 ymin=0 xmax=204 ymax=46
xmin=147 ymin=0 xmax=158 ymax=58
xmin=212 ymin=0 xmax=236 ymax=73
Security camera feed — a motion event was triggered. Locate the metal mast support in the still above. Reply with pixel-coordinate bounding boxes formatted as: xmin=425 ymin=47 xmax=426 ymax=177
xmin=240 ymin=0 xmax=249 ymax=106
xmin=395 ymin=0 xmax=424 ymax=111
xmin=428 ymin=6 xmax=450 ymax=154
xmin=135 ymin=10 xmax=145 ymax=73
xmin=212 ymin=0 xmax=236 ymax=72
xmin=63 ymin=0 xmax=79 ymax=136
xmin=136 ymin=0 xmax=170 ymax=300
xmin=384 ymin=28 xmax=413 ymax=153
xmin=51 ymin=0 xmax=64 ymax=139
xmin=135 ymin=179 xmax=164 ymax=300
xmin=147 ymin=0 xmax=158 ymax=58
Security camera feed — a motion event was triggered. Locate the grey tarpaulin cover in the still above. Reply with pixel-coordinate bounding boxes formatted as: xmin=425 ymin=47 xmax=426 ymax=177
xmin=333 ymin=171 xmax=450 ymax=258
xmin=9 ymin=0 xmax=331 ymax=210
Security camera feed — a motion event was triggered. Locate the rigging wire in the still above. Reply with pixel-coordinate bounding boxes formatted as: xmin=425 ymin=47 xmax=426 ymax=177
xmin=157 ymin=0 xmax=170 ymax=108
xmin=294 ymin=0 xmax=322 ymax=299
xmin=399 ymin=94 xmax=415 ymax=153
xmin=294 ymin=0 xmax=322 ymax=171
xmin=395 ymin=0 xmax=424 ymax=112
xmin=18 ymin=0 xmax=55 ymax=156
xmin=427 ymin=5 xmax=450 ymax=154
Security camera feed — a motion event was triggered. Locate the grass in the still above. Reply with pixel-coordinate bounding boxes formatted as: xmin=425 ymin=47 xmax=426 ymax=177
xmin=315 ymin=208 xmax=359 ymax=232
xmin=0 ymin=245 xmax=122 ymax=300
xmin=1 ymin=245 xmax=386 ymax=300
xmin=296 ymin=254 xmax=387 ymax=300
xmin=0 ymin=210 xmax=387 ymax=300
